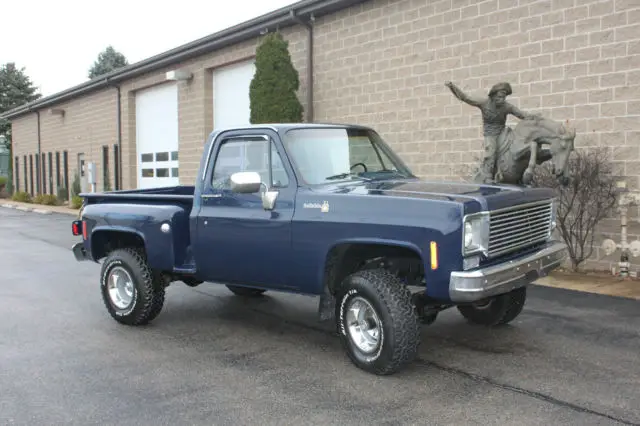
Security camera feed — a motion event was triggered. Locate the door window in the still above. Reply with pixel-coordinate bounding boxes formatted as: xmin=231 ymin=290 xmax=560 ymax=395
xmin=211 ymin=137 xmax=289 ymax=190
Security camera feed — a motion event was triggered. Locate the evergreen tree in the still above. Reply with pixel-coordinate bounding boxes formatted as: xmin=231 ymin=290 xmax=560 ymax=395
xmin=88 ymin=46 xmax=129 ymax=79
xmin=0 ymin=63 xmax=41 ymax=140
xmin=0 ymin=63 xmax=41 ymax=195
xmin=249 ymin=31 xmax=303 ymax=124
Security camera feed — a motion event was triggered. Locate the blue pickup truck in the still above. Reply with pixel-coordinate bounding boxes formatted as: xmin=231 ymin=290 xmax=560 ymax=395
xmin=71 ymin=123 xmax=567 ymax=375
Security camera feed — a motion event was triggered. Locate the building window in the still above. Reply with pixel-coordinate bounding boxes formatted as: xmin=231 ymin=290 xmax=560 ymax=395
xmin=29 ymin=154 xmax=34 ymax=195
xmin=48 ymin=152 xmax=53 ymax=195
xmin=63 ymin=151 xmax=69 ymax=194
xmin=113 ymin=145 xmax=120 ymax=190
xmin=23 ymin=155 xmax=27 ymax=195
xmin=14 ymin=157 xmax=20 ymax=193
xmin=41 ymin=153 xmax=46 ymax=194
xmin=102 ymin=145 xmax=109 ymax=191
xmin=34 ymin=154 xmax=40 ymax=194
xmin=55 ymin=152 xmax=61 ymax=190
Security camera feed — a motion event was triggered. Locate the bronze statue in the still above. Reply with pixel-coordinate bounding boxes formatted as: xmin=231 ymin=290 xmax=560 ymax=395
xmin=445 ymin=81 xmax=574 ymax=186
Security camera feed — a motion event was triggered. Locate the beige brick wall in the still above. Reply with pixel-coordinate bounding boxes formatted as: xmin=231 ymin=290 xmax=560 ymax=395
xmin=40 ymin=88 xmax=118 ymax=195
xmin=311 ymin=0 xmax=640 ymax=272
xmin=11 ymin=89 xmax=118 ymax=198
xmin=11 ymin=115 xmax=38 ymax=194
xmin=313 ymin=0 xmax=640 ymax=186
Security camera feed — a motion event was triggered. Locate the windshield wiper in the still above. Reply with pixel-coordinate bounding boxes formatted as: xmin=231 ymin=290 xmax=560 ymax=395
xmin=324 ymin=172 xmax=371 ymax=181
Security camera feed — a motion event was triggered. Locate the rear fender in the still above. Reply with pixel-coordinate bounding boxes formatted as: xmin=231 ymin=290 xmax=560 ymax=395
xmin=83 ymin=203 xmax=190 ymax=272
xmin=90 ymin=226 xmax=145 ymax=259
xmin=89 ymin=225 xmax=173 ymax=271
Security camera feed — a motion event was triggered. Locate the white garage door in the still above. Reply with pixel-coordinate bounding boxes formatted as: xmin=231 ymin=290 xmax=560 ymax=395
xmin=136 ymin=83 xmax=179 ymax=189
xmin=212 ymin=60 xmax=256 ymax=172
xmin=213 ymin=60 xmax=256 ymax=130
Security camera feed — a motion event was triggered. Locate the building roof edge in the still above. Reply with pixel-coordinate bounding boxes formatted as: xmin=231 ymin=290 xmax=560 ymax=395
xmin=1 ymin=0 xmax=368 ymax=121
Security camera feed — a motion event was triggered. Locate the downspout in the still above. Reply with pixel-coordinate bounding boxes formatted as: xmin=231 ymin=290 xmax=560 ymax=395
xmin=290 ymin=10 xmax=314 ymax=122
xmin=116 ymin=85 xmax=122 ymax=190
xmin=106 ymin=77 xmax=122 ymax=190
xmin=36 ymin=110 xmax=41 ymax=194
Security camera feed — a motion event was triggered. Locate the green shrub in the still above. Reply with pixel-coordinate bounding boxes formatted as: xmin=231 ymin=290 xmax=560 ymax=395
xmin=71 ymin=195 xmax=83 ymax=209
xmin=0 ymin=176 xmax=7 ymax=187
xmin=249 ymin=31 xmax=303 ymax=124
xmin=11 ymin=191 xmax=31 ymax=203
xmin=33 ymin=194 xmax=58 ymax=205
xmin=71 ymin=172 xmax=81 ymax=197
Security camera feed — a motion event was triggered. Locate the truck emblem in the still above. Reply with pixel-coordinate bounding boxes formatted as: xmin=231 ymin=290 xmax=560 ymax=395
xmin=303 ymin=201 xmax=330 ymax=212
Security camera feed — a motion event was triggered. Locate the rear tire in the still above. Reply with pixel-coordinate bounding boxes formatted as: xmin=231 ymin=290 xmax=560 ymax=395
xmin=335 ymin=269 xmax=420 ymax=375
xmin=226 ymin=285 xmax=266 ymax=297
xmin=100 ymin=248 xmax=165 ymax=326
xmin=457 ymin=287 xmax=527 ymax=326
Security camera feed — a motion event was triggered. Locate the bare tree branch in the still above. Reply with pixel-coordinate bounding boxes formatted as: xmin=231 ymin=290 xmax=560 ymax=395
xmin=532 ymin=147 xmax=620 ymax=271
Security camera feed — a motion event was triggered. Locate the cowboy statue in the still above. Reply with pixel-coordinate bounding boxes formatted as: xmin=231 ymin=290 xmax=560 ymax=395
xmin=445 ymin=81 xmax=541 ymax=183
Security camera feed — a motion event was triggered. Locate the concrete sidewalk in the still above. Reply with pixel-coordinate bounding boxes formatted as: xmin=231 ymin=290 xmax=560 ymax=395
xmin=536 ymin=271 xmax=640 ymax=300
xmin=0 ymin=200 xmax=79 ymax=216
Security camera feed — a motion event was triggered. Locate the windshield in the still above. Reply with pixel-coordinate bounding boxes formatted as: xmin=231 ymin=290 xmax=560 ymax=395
xmin=281 ymin=127 xmax=415 ymax=185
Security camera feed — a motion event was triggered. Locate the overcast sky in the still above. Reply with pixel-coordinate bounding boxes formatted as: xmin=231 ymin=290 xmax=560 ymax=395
xmin=2 ymin=0 xmax=297 ymax=97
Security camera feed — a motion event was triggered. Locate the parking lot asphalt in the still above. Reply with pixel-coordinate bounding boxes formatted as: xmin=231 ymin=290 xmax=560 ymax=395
xmin=1 ymin=208 xmax=639 ymax=426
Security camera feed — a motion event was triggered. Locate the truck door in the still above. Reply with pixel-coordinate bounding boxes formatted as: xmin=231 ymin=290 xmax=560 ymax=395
xmin=194 ymin=129 xmax=296 ymax=289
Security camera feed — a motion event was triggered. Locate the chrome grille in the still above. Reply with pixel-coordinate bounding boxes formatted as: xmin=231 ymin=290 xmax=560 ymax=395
xmin=488 ymin=200 xmax=553 ymax=257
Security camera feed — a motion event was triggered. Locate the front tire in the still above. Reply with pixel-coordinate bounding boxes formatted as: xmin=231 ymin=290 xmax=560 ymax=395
xmin=457 ymin=287 xmax=527 ymax=326
xmin=336 ymin=269 xmax=421 ymax=375
xmin=100 ymin=248 xmax=165 ymax=326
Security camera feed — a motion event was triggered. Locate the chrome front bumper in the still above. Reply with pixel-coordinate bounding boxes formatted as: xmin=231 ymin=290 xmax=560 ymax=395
xmin=72 ymin=242 xmax=89 ymax=262
xmin=449 ymin=241 xmax=567 ymax=303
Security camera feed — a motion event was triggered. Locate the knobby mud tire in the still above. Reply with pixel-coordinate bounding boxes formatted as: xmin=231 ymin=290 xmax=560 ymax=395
xmin=100 ymin=248 xmax=166 ymax=326
xmin=336 ymin=269 xmax=421 ymax=375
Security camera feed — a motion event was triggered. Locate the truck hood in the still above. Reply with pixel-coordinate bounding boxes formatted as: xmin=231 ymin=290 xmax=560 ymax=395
xmin=310 ymin=178 xmax=555 ymax=213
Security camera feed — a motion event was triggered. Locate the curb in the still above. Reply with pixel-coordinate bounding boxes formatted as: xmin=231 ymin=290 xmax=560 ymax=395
xmin=0 ymin=203 xmax=55 ymax=215
xmin=33 ymin=208 xmax=53 ymax=215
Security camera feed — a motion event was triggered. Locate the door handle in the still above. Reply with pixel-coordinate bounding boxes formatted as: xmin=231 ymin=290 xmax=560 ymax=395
xmin=202 ymin=194 xmax=222 ymax=199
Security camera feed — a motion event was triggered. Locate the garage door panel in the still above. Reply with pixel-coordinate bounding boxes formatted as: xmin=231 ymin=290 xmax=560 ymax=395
xmin=135 ymin=83 xmax=179 ymax=189
xmin=213 ymin=60 xmax=256 ymax=130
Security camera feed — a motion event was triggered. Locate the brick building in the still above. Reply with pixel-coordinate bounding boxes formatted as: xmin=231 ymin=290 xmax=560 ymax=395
xmin=2 ymin=0 xmax=640 ymax=267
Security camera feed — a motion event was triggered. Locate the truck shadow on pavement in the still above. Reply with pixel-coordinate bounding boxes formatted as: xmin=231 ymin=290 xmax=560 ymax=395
xmin=139 ymin=285 xmax=541 ymax=365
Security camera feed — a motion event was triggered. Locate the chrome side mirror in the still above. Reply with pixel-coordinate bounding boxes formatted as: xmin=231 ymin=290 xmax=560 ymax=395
xmin=229 ymin=171 xmax=279 ymax=210
xmin=230 ymin=171 xmax=262 ymax=193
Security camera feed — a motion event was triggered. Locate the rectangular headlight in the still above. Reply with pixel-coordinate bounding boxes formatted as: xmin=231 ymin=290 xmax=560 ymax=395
xmin=550 ymin=198 xmax=558 ymax=233
xmin=462 ymin=212 xmax=490 ymax=257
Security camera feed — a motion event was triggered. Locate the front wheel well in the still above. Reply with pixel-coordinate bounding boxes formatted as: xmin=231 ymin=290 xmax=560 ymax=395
xmin=323 ymin=243 xmax=425 ymax=295
xmin=91 ymin=230 xmax=146 ymax=261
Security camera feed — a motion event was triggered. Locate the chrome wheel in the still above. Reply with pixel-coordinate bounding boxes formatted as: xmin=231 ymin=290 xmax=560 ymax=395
xmin=345 ymin=296 xmax=382 ymax=354
xmin=107 ymin=266 xmax=135 ymax=310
